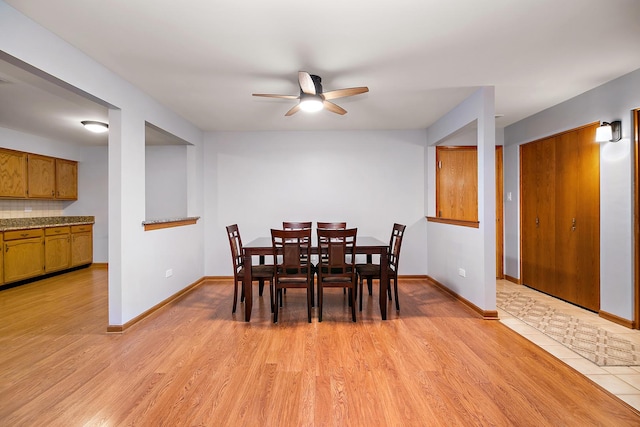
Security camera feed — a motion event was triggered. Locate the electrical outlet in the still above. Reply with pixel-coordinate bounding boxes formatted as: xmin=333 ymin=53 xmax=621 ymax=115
xmin=458 ymin=268 xmax=466 ymax=277
xmin=165 ymin=269 xmax=173 ymax=278
xmin=507 ymin=192 xmax=512 ymax=201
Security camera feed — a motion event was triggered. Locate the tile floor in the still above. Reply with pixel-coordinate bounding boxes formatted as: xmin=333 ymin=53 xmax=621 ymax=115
xmin=497 ymin=279 xmax=640 ymax=412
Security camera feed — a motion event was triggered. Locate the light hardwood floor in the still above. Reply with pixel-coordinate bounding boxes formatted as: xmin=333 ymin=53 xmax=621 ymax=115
xmin=1 ymin=267 xmax=639 ymax=426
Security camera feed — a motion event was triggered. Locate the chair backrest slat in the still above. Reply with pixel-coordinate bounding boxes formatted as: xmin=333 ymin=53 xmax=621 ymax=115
xmin=271 ymin=228 xmax=312 ymax=277
xmin=283 ymin=221 xmax=312 ymax=230
xmin=317 ymin=221 xmax=347 ymax=230
xmin=388 ymin=223 xmax=406 ymax=272
xmin=317 ymin=228 xmax=357 ymax=275
xmin=226 ymin=224 xmax=244 ymax=273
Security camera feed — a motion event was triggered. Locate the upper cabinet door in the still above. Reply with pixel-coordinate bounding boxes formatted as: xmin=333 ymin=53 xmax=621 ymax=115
xmin=27 ymin=153 xmax=56 ymax=198
xmin=0 ymin=148 xmax=28 ymax=198
xmin=435 ymin=147 xmax=478 ymax=221
xmin=55 ymin=158 xmax=78 ymax=200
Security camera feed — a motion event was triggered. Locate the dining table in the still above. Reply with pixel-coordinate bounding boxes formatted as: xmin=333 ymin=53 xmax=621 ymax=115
xmin=241 ymin=236 xmax=390 ymax=322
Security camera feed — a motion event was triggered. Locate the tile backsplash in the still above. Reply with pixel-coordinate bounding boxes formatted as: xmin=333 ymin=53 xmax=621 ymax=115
xmin=0 ymin=200 xmax=64 ymax=218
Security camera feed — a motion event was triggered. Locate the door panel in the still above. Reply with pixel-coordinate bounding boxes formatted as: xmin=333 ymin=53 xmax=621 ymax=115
xmin=520 ymin=124 xmax=599 ymax=312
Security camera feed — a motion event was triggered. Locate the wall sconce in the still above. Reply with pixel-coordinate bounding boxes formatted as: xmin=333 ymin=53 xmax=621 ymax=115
xmin=81 ymin=120 xmax=109 ymax=133
xmin=595 ymin=120 xmax=621 ymax=143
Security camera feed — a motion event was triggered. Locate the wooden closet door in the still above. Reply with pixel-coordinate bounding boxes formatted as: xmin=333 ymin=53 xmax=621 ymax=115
xmin=555 ymin=130 xmax=580 ymax=302
xmin=521 ymin=137 xmax=556 ymax=294
xmin=555 ymin=124 xmax=600 ymax=311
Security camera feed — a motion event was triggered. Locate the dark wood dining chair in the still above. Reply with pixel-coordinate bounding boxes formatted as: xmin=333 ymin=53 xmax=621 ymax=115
xmin=271 ymin=228 xmax=313 ymax=323
xmin=316 ymin=228 xmax=358 ymax=322
xmin=316 ymin=222 xmax=348 ymax=296
xmin=226 ymin=224 xmax=274 ymax=314
xmin=282 ymin=221 xmax=313 ymax=305
xmin=356 ymin=223 xmax=406 ymax=312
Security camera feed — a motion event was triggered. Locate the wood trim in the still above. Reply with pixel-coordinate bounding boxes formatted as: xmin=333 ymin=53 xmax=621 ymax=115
xmin=426 ymin=275 xmax=499 ymax=320
xmin=496 ymin=146 xmax=504 ymax=279
xmin=599 ymin=310 xmax=636 ymax=329
xmin=107 ymin=276 xmax=207 ymax=333
xmin=426 ymin=216 xmax=479 ymax=228
xmin=203 ymin=276 xmax=233 ymax=282
xmin=504 ymin=274 xmax=520 ymax=284
xmin=143 ymin=217 xmax=198 ymax=231
xmin=91 ymin=262 xmax=108 ymax=269
xmin=635 ymin=108 xmax=640 ymax=329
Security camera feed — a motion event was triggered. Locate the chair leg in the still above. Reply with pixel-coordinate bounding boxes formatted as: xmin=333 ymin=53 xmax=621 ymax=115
xmin=367 ymin=277 xmax=373 ymax=296
xmin=393 ymin=278 xmax=400 ymax=311
xmin=350 ymin=288 xmax=356 ymax=322
xmin=240 ymin=281 xmax=245 ymax=303
xmin=269 ymin=280 xmax=274 ymax=313
xmin=258 ymin=279 xmax=264 ymax=297
xmin=318 ymin=283 xmax=323 ymax=322
xmin=232 ymin=279 xmax=239 ymax=314
xmin=358 ymin=275 xmax=364 ymax=312
xmin=311 ymin=274 xmax=315 ymax=307
xmin=274 ymin=287 xmax=279 ymax=323
xmin=307 ymin=286 xmax=312 ymax=323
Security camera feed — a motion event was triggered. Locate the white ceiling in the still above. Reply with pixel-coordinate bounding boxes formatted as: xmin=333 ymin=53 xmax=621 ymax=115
xmin=2 ymin=0 xmax=640 ymax=143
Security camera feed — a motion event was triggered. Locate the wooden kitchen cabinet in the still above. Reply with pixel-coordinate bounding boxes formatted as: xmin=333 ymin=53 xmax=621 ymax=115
xmin=0 ymin=148 xmax=77 ymax=200
xmin=3 ymin=228 xmax=45 ymax=283
xmin=44 ymin=226 xmax=71 ymax=273
xmin=0 ymin=148 xmax=28 ymax=198
xmin=71 ymin=224 xmax=93 ymax=267
xmin=0 ymin=233 xmax=3 ymax=285
xmin=28 ymin=153 xmax=56 ymax=198
xmin=56 ymin=159 xmax=78 ymax=200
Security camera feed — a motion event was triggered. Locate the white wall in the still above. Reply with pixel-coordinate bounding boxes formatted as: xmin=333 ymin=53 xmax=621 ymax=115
xmin=504 ymin=68 xmax=640 ymax=321
xmin=145 ymin=145 xmax=188 ymax=220
xmin=204 ymin=130 xmax=428 ymax=277
xmin=1 ymin=1 xmax=205 ymax=325
xmin=425 ymin=87 xmax=497 ymax=310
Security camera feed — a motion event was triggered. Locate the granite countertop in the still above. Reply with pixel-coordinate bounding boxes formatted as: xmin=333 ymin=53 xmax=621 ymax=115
xmin=0 ymin=216 xmax=95 ymax=232
xmin=141 ymin=216 xmax=200 ymax=225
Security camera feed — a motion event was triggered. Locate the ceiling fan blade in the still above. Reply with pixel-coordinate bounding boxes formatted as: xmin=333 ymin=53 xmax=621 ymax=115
xmin=323 ymin=100 xmax=347 ymax=115
xmin=298 ymin=71 xmax=316 ymax=95
xmin=285 ymin=104 xmax=301 ymax=116
xmin=322 ymin=87 xmax=369 ymax=100
xmin=252 ymin=93 xmax=299 ymax=99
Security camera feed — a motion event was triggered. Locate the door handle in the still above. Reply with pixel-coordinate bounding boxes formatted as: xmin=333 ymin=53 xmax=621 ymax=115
xmin=535 ymin=217 xmax=539 ymax=228
xmin=572 ymin=218 xmax=576 ymax=232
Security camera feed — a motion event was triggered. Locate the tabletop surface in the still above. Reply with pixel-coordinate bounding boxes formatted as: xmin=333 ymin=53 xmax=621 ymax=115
xmin=244 ymin=235 xmax=388 ymax=249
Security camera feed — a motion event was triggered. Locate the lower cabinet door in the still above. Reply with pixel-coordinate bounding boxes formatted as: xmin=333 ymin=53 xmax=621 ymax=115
xmin=71 ymin=231 xmax=93 ymax=267
xmin=4 ymin=237 xmax=45 ymax=283
xmin=45 ymin=234 xmax=71 ymax=273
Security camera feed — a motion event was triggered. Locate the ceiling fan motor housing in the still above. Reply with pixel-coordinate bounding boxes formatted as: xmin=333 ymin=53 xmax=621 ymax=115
xmin=309 ymin=74 xmax=323 ymax=94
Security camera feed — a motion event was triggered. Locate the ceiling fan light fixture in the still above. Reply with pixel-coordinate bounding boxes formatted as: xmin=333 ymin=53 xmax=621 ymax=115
xmin=299 ymin=95 xmax=324 ymax=113
xmin=81 ymin=120 xmax=109 ymax=133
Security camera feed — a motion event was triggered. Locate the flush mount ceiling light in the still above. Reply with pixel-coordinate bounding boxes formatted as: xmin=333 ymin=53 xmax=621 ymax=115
xmin=81 ymin=120 xmax=109 ymax=133
xmin=299 ymin=94 xmax=324 ymax=112
xmin=595 ymin=120 xmax=621 ymax=143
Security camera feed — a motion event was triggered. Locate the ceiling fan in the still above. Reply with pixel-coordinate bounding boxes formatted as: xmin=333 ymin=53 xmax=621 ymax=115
xmin=252 ymin=71 xmax=369 ymax=116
